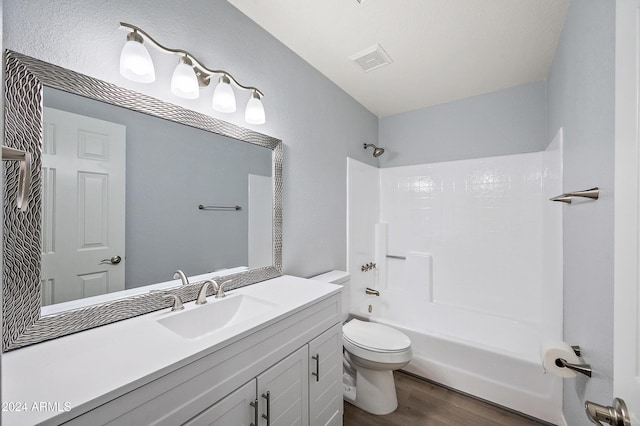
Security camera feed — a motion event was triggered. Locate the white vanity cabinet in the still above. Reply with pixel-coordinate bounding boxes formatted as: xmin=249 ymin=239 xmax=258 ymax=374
xmin=185 ymin=324 xmax=342 ymax=426
xmin=187 ymin=346 xmax=311 ymax=426
xmin=57 ymin=289 xmax=342 ymax=426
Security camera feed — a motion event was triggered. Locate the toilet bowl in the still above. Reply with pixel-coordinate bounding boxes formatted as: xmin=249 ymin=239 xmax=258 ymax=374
xmin=343 ymin=318 xmax=412 ymax=414
xmin=309 ymin=270 xmax=413 ymax=415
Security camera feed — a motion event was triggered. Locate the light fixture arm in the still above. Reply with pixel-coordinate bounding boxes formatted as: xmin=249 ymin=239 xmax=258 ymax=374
xmin=119 ymin=22 xmax=264 ymax=97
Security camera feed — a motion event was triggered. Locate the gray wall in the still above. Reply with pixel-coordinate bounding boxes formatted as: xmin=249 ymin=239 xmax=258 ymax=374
xmin=547 ymin=0 xmax=616 ymax=422
xmin=44 ymin=87 xmax=272 ymax=288
xmin=3 ymin=0 xmax=379 ymax=278
xmin=378 ymin=81 xmax=547 ymax=166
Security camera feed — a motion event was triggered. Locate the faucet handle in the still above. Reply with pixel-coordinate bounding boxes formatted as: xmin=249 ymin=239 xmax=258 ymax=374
xmin=151 ymin=291 xmax=184 ymax=311
xmin=216 ymin=280 xmax=233 ymax=298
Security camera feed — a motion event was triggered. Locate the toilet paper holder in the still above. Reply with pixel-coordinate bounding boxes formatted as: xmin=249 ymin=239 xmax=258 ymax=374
xmin=555 ymin=345 xmax=592 ymax=377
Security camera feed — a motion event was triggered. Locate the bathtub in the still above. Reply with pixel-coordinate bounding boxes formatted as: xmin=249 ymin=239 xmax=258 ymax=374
xmin=351 ymin=286 xmax=565 ymax=425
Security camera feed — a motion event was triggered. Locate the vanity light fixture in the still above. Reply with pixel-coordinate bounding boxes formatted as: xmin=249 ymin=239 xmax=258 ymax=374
xmin=245 ymin=90 xmax=266 ymax=125
xmin=119 ymin=22 xmax=266 ymax=124
xmin=119 ymin=31 xmax=155 ymax=83
xmin=170 ymin=56 xmax=200 ymax=100
xmin=212 ymin=74 xmax=236 ymax=113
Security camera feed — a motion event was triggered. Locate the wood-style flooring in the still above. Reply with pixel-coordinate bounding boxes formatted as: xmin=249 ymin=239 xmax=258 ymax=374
xmin=343 ymin=372 xmax=550 ymax=426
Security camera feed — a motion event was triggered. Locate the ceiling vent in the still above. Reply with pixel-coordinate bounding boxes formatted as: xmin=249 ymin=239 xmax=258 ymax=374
xmin=349 ymin=44 xmax=393 ymax=73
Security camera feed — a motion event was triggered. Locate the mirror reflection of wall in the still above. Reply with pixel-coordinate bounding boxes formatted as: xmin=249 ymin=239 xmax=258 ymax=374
xmin=41 ymin=87 xmax=273 ymax=306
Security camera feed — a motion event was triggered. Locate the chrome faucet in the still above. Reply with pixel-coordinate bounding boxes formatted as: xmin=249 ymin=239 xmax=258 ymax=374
xmin=216 ymin=280 xmax=233 ymax=298
xmin=196 ymin=280 xmax=219 ymax=305
xmin=173 ymin=270 xmax=189 ymax=286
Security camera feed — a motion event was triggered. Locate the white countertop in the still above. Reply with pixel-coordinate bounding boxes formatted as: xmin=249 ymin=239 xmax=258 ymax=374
xmin=2 ymin=275 xmax=341 ymax=425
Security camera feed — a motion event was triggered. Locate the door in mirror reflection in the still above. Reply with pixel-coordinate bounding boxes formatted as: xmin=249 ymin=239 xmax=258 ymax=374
xmin=41 ymin=108 xmax=126 ymax=305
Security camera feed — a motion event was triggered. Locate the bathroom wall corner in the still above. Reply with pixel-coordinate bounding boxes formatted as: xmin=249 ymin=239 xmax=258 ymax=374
xmin=546 ymin=0 xmax=616 ymax=423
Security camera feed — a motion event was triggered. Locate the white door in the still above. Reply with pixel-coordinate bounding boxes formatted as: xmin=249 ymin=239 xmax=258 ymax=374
xmin=184 ymin=379 xmax=257 ymax=426
xmin=41 ymin=107 xmax=126 ymax=305
xmin=257 ymin=345 xmax=309 ymax=426
xmin=614 ymin=0 xmax=640 ymax=421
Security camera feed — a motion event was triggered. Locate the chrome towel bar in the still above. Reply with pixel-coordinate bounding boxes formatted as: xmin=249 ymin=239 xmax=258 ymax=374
xmin=198 ymin=204 xmax=242 ymax=211
xmin=550 ymin=187 xmax=599 ymax=204
xmin=2 ymin=145 xmax=31 ymax=211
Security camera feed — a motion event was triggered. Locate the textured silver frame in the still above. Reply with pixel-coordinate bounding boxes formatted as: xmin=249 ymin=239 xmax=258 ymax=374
xmin=2 ymin=50 xmax=283 ymax=351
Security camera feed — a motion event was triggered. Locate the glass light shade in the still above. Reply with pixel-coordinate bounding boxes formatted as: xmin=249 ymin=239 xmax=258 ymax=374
xmin=119 ymin=39 xmax=155 ymax=83
xmin=170 ymin=61 xmax=200 ymax=100
xmin=245 ymin=94 xmax=266 ymax=125
xmin=212 ymin=78 xmax=236 ymax=113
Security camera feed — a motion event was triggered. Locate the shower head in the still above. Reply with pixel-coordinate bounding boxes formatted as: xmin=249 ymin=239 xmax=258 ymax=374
xmin=364 ymin=143 xmax=385 ymax=158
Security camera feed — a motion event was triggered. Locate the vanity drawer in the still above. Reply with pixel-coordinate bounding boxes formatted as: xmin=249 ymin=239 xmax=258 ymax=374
xmin=62 ymin=294 xmax=340 ymax=426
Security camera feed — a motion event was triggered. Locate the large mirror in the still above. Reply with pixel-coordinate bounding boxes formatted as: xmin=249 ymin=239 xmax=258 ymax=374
xmin=2 ymin=51 xmax=283 ymax=351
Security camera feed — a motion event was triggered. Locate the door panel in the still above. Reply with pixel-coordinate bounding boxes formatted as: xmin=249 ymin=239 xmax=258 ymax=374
xmin=185 ymin=379 xmax=257 ymax=426
xmin=41 ymin=107 xmax=126 ymax=305
xmin=308 ymin=323 xmax=343 ymax=426
xmin=258 ymin=345 xmax=309 ymax=426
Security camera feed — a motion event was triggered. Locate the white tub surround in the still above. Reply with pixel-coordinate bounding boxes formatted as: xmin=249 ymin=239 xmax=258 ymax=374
xmin=2 ymin=276 xmax=343 ymax=425
xmin=346 ymin=133 xmax=564 ymax=424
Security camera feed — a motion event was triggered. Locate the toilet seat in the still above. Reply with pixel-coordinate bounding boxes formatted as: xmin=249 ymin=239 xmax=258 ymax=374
xmin=343 ymin=319 xmax=412 ymax=364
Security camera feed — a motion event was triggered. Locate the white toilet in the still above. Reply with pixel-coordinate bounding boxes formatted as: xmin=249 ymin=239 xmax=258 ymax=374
xmin=310 ymin=270 xmax=412 ymax=415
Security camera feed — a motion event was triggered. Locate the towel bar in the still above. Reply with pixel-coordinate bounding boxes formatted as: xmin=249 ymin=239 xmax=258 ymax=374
xmin=550 ymin=187 xmax=599 ymax=204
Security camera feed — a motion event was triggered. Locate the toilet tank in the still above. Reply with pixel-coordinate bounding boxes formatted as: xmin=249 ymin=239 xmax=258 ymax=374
xmin=309 ymin=270 xmax=350 ymax=322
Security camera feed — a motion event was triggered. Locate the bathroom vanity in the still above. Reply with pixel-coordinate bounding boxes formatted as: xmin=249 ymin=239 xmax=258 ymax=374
xmin=2 ymin=276 xmax=343 ymax=425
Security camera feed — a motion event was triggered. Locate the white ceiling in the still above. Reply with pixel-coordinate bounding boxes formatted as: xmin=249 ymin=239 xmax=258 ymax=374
xmin=227 ymin=0 xmax=570 ymax=118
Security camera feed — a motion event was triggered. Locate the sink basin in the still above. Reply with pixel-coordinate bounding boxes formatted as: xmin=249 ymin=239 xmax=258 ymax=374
xmin=157 ymin=294 xmax=278 ymax=339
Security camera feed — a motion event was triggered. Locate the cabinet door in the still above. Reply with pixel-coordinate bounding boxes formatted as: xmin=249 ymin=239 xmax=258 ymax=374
xmin=185 ymin=379 xmax=257 ymax=426
xmin=257 ymin=345 xmax=309 ymax=426
xmin=308 ymin=323 xmax=343 ymax=426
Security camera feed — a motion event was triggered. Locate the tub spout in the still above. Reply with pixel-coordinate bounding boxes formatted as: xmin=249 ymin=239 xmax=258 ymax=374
xmin=365 ymin=287 xmax=380 ymax=296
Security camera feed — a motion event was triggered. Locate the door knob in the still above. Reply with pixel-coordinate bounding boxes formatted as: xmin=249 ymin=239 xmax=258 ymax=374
xmin=585 ymin=398 xmax=630 ymax=426
xmin=99 ymin=255 xmax=122 ymax=265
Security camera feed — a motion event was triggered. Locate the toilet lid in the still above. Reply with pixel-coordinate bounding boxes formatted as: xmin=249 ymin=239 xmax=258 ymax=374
xmin=343 ymin=319 xmax=411 ymax=353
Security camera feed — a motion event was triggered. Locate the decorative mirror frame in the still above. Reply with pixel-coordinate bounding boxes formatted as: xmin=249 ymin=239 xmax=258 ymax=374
xmin=2 ymin=50 xmax=283 ymax=351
